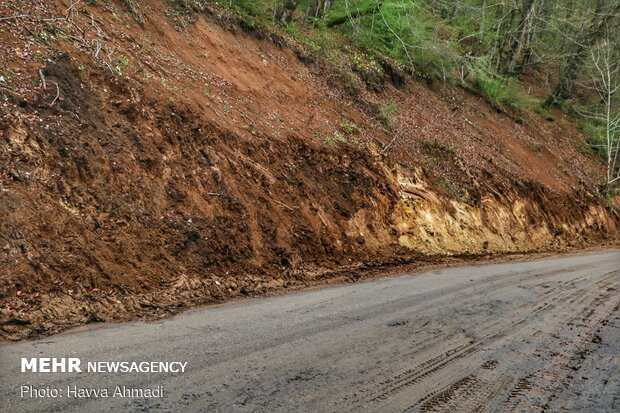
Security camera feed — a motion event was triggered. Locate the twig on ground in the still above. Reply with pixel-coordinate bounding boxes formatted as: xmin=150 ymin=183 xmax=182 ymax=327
xmin=0 ymin=85 xmax=22 ymax=100
xmin=39 ymin=69 xmax=47 ymax=90
xmin=93 ymin=40 xmax=102 ymax=58
xmin=66 ymin=0 xmax=81 ymax=22
xmin=0 ymin=14 xmax=29 ymax=21
xmin=273 ymin=199 xmax=298 ymax=210
xmin=70 ymin=19 xmax=85 ymax=35
xmin=50 ymin=82 xmax=60 ymax=106
xmin=382 ymin=136 xmax=397 ymax=153
xmin=0 ymin=14 xmax=66 ymax=22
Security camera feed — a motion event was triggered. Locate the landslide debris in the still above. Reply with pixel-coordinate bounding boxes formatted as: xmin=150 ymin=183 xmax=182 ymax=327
xmin=0 ymin=0 xmax=617 ymax=340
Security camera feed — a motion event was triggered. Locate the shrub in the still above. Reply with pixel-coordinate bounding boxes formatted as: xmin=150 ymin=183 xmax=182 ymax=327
xmin=329 ymin=0 xmax=459 ymax=81
xmin=468 ymin=58 xmax=531 ymax=111
xmin=580 ymin=119 xmax=607 ymax=159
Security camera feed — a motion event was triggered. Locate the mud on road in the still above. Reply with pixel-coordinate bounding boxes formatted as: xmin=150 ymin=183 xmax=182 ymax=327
xmin=1 ymin=250 xmax=619 ymax=412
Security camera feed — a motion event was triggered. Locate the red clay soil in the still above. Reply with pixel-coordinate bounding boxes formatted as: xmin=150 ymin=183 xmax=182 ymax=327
xmin=0 ymin=0 xmax=618 ymax=340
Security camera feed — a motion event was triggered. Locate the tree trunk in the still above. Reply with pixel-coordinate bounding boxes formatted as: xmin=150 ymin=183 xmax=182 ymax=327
xmin=521 ymin=0 xmax=549 ymax=69
xmin=305 ymin=0 xmax=334 ymax=24
xmin=493 ymin=6 xmax=517 ymax=72
xmin=275 ymin=0 xmax=299 ymax=24
xmin=505 ymin=0 xmax=536 ymax=74
xmin=545 ymin=1 xmax=620 ymax=106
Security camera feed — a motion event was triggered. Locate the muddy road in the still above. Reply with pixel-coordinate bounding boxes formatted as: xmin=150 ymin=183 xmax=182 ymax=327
xmin=1 ymin=250 xmax=619 ymax=412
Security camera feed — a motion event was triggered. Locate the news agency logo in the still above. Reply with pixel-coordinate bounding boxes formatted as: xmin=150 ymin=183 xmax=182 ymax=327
xmin=18 ymin=358 xmax=186 ymax=399
xmin=21 ymin=358 xmax=81 ymax=373
xmin=20 ymin=358 xmax=188 ymax=373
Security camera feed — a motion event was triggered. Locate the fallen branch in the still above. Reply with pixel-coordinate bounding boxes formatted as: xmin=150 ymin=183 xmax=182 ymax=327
xmin=206 ymin=104 xmax=224 ymax=120
xmin=70 ymin=19 xmax=85 ymax=35
xmin=326 ymin=3 xmax=382 ymax=28
xmin=0 ymin=14 xmax=66 ymax=22
xmin=0 ymin=85 xmax=23 ymax=100
xmin=382 ymin=135 xmax=397 ymax=153
xmin=38 ymin=69 xmax=47 ymax=90
xmin=93 ymin=40 xmax=102 ymax=58
xmin=238 ymin=110 xmax=255 ymax=126
xmin=273 ymin=199 xmax=298 ymax=210
xmin=50 ymin=82 xmax=60 ymax=106
xmin=0 ymin=14 xmax=29 ymax=21
xmin=39 ymin=17 xmax=68 ymax=22
xmin=66 ymin=0 xmax=80 ymax=21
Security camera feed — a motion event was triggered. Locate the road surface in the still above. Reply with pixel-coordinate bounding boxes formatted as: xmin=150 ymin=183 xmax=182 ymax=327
xmin=1 ymin=250 xmax=619 ymax=412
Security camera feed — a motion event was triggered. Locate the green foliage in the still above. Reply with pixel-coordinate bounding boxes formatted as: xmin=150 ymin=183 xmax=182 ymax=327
xmin=351 ymin=52 xmax=383 ymax=88
xmin=581 ymin=120 xmax=609 ymax=159
xmin=319 ymin=46 xmax=367 ymax=97
xmin=468 ymin=58 xmax=532 ymax=111
xmin=169 ymin=0 xmax=209 ymax=12
xmin=164 ymin=0 xmax=212 ymax=25
xmin=532 ymin=104 xmax=554 ymax=121
xmin=420 ymin=138 xmax=442 ymax=153
xmin=420 ymin=138 xmax=459 ymax=158
xmin=114 ymin=55 xmax=130 ymax=76
xmin=340 ymin=121 xmax=361 ymax=135
xmin=329 ymin=0 xmax=458 ymax=81
xmin=223 ymin=0 xmax=273 ymax=20
xmin=333 ymin=131 xmax=347 ymax=143
xmin=580 ymin=117 xmax=620 ymax=186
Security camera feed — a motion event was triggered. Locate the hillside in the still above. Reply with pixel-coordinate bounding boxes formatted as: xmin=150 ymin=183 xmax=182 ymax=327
xmin=0 ymin=0 xmax=618 ymax=340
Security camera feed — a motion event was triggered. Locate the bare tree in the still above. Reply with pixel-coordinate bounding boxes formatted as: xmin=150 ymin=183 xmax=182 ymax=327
xmin=545 ymin=1 xmax=620 ymax=107
xmin=505 ymin=0 xmax=536 ymax=74
xmin=589 ymin=33 xmax=620 ymax=186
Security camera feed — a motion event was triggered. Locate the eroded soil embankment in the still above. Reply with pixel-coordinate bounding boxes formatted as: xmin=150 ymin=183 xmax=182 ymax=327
xmin=0 ymin=0 xmax=618 ymax=340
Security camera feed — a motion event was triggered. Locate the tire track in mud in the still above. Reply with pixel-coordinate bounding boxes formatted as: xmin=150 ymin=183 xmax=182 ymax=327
xmin=500 ymin=375 xmax=534 ymax=412
xmin=503 ymin=284 xmax=620 ymax=412
xmin=435 ymin=276 xmax=618 ymax=413
xmin=345 ymin=268 xmax=620 ymax=412
xmin=220 ymin=264 xmax=604 ymax=367
xmin=353 ymin=282 xmax=583 ymax=407
xmin=403 ymin=281 xmax=619 ymax=413
xmin=412 ymin=373 xmax=514 ymax=413
xmin=340 ymin=265 xmax=603 ymax=399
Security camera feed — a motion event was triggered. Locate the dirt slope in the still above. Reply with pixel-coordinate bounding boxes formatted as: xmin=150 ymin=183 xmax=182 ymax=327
xmin=0 ymin=0 xmax=618 ymax=340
